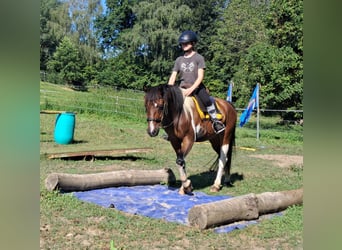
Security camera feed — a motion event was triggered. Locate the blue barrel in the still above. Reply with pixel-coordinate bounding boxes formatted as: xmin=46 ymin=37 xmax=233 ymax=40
xmin=54 ymin=112 xmax=76 ymax=144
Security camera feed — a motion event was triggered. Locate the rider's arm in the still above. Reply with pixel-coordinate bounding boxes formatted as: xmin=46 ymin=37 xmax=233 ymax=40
xmin=168 ymin=71 xmax=178 ymax=85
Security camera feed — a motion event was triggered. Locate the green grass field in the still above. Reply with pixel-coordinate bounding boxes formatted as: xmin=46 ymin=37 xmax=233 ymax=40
xmin=40 ymin=82 xmax=303 ymax=249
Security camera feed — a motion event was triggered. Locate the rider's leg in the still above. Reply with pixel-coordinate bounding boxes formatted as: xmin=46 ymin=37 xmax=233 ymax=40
xmin=195 ymin=85 xmax=225 ymax=134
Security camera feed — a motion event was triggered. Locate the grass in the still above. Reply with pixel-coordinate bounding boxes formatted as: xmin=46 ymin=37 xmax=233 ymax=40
xmin=40 ymin=82 xmax=303 ymax=249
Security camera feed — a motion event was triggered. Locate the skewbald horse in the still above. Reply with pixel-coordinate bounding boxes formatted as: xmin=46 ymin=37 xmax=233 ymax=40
xmin=144 ymin=84 xmax=237 ymax=194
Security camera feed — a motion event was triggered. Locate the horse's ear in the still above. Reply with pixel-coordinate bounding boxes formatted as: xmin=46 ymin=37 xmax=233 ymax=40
xmin=160 ymin=84 xmax=169 ymax=95
xmin=143 ymin=85 xmax=150 ymax=92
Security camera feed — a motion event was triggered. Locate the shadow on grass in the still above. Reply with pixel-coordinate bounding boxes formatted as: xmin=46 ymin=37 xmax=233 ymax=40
xmin=58 ymin=155 xmax=146 ymax=161
xmin=170 ymin=171 xmax=245 ymax=190
xmin=72 ymin=140 xmax=89 ymax=144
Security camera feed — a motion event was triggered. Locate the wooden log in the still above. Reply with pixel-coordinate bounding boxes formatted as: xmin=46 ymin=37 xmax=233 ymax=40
xmin=45 ymin=168 xmax=176 ymax=192
xmin=256 ymin=188 xmax=303 ymax=215
xmin=188 ymin=194 xmax=259 ymax=229
xmin=188 ymin=188 xmax=303 ymax=229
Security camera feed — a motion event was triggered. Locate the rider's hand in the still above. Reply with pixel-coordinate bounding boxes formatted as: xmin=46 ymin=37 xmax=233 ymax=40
xmin=183 ymin=87 xmax=194 ymax=97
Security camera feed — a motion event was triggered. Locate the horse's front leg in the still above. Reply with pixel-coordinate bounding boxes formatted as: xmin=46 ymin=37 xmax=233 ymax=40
xmin=171 ymin=136 xmax=194 ymax=195
xmin=176 ymin=155 xmax=193 ymax=195
xmin=210 ymin=144 xmax=229 ymax=192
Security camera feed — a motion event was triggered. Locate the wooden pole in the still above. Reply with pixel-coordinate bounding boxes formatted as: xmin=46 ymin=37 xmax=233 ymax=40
xmin=257 ymin=188 xmax=303 ymax=215
xmin=188 ymin=188 xmax=303 ymax=229
xmin=256 ymin=83 xmax=260 ymax=140
xmin=45 ymin=168 xmax=176 ymax=192
xmin=188 ymin=194 xmax=259 ymax=230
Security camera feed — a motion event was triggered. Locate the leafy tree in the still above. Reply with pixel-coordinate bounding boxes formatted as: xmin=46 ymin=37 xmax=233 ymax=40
xmin=94 ymin=0 xmax=227 ymax=89
xmin=40 ymin=0 xmax=71 ymax=70
xmin=234 ymin=43 xmax=303 ymax=113
xmin=118 ymin=0 xmax=194 ymax=82
xmin=66 ymin=0 xmax=103 ymax=85
xmin=94 ymin=0 xmax=137 ymax=54
xmin=173 ymin=0 xmax=226 ymax=60
xmin=67 ymin=0 xmax=102 ymax=48
xmin=233 ymin=0 xmax=303 ymax=119
xmin=47 ymin=37 xmax=84 ymax=85
xmin=207 ymin=0 xmax=268 ymax=98
xmin=266 ymin=0 xmax=303 ymax=56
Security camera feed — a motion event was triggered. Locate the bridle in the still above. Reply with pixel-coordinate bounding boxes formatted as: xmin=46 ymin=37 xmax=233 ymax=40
xmin=146 ymin=101 xmax=173 ymax=128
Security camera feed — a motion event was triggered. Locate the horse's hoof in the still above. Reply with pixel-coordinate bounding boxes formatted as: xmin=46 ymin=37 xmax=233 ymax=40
xmin=179 ymin=180 xmax=193 ymax=195
xmin=210 ymin=185 xmax=221 ymax=192
xmin=183 ymin=185 xmax=193 ymax=194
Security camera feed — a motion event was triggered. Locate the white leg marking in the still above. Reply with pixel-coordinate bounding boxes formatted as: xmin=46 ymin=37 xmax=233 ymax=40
xmin=214 ymin=144 xmax=229 ymax=187
xmin=178 ymin=166 xmax=187 ymax=182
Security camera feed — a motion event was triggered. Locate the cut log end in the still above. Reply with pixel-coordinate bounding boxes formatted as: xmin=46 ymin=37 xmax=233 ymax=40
xmin=45 ymin=173 xmax=59 ymax=191
xmin=188 ymin=206 xmax=208 ymax=229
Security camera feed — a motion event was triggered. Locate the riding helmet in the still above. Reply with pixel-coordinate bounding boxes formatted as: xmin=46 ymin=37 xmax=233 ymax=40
xmin=178 ymin=30 xmax=198 ymax=44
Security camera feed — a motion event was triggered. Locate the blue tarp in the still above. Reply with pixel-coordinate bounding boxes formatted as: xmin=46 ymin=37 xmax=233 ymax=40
xmin=73 ymin=184 xmax=280 ymax=233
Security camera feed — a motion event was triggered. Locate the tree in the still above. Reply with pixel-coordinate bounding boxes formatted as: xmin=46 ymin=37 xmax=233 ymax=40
xmin=94 ymin=0 xmax=137 ymax=54
xmin=172 ymin=0 xmax=226 ymax=61
xmin=233 ymin=43 xmax=303 ymax=113
xmin=47 ymin=36 xmax=84 ymax=85
xmin=233 ymin=0 xmax=303 ymax=118
xmin=40 ymin=0 xmax=71 ymax=70
xmin=266 ymin=0 xmax=303 ymax=56
xmin=207 ymin=0 xmax=268 ymax=98
xmin=94 ymin=0 xmax=227 ymax=89
xmin=67 ymin=0 xmax=103 ymax=85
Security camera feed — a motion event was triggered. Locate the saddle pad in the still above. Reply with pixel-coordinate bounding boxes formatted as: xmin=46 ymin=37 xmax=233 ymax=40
xmin=192 ymin=96 xmax=223 ymax=120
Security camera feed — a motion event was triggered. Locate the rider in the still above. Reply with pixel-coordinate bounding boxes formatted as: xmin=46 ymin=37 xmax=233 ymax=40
xmin=168 ymin=30 xmax=225 ymax=134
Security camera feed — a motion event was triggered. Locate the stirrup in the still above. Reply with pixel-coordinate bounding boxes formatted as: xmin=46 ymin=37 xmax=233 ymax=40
xmin=212 ymin=120 xmax=225 ymax=134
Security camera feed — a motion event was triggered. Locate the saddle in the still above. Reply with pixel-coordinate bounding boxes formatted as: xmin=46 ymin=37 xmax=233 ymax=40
xmin=191 ymin=95 xmax=223 ymax=120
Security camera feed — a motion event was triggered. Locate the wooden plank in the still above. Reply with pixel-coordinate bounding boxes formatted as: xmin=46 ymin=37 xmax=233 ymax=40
xmin=40 ymin=110 xmax=77 ymax=114
xmin=47 ymin=148 xmax=153 ymax=159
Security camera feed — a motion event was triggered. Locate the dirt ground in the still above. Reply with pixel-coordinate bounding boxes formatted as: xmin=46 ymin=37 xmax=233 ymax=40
xmin=249 ymin=154 xmax=303 ymax=168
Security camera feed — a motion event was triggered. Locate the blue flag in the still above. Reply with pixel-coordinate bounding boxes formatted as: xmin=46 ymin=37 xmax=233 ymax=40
xmin=239 ymin=84 xmax=259 ymax=127
xmin=226 ymin=82 xmax=233 ymax=102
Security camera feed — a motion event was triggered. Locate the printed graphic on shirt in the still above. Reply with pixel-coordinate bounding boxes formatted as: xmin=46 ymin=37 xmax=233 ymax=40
xmin=181 ymin=62 xmax=195 ymax=73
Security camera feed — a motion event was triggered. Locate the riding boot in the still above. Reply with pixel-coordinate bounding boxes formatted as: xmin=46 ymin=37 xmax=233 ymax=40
xmin=207 ymin=103 xmax=225 ymax=134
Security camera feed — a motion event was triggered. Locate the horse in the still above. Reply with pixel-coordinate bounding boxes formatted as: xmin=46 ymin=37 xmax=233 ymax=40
xmin=144 ymin=84 xmax=237 ymax=195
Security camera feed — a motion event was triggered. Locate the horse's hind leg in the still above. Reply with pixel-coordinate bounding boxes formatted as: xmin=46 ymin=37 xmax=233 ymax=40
xmin=210 ymin=144 xmax=229 ymax=192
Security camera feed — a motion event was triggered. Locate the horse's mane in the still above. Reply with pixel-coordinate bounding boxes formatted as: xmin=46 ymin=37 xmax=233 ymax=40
xmin=144 ymin=84 xmax=185 ymax=124
xmin=165 ymin=85 xmax=184 ymax=116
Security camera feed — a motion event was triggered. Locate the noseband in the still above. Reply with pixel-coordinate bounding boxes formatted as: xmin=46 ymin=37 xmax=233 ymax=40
xmin=146 ymin=117 xmax=162 ymax=123
xmin=146 ymin=103 xmax=165 ymax=124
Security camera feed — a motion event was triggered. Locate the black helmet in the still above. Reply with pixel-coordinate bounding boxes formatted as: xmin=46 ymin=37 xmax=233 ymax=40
xmin=178 ymin=30 xmax=198 ymax=44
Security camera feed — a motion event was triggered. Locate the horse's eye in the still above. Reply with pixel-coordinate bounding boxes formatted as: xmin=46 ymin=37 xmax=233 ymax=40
xmin=158 ymin=106 xmax=164 ymax=111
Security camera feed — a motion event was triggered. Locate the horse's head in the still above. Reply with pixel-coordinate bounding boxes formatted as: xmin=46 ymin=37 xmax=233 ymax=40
xmin=143 ymin=85 xmax=167 ymax=137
